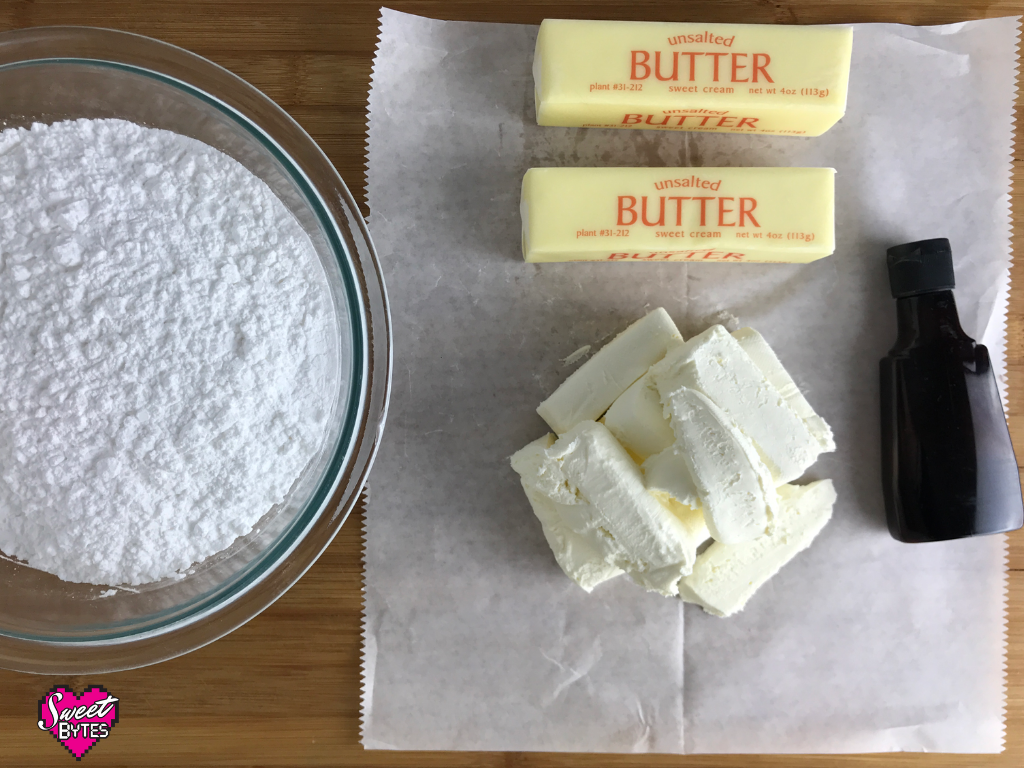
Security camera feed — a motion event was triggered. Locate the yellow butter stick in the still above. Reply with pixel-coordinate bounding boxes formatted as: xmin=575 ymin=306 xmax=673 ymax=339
xmin=520 ymin=167 xmax=835 ymax=264
xmin=534 ymin=19 xmax=853 ymax=137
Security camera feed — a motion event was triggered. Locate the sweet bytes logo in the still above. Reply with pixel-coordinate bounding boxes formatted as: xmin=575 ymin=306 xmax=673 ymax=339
xmin=37 ymin=686 xmax=119 ymax=760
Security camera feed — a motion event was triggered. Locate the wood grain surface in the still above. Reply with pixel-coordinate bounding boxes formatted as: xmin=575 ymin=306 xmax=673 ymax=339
xmin=0 ymin=1 xmax=1022 ymax=765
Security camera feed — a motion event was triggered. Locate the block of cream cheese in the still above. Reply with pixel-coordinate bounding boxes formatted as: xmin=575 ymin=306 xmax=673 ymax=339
xmin=602 ymin=371 xmax=675 ymax=461
xmin=655 ymin=386 xmax=777 ymax=544
xmin=537 ymin=308 xmax=682 ymax=434
xmin=679 ymin=480 xmax=836 ymax=616
xmin=653 ymin=325 xmax=825 ymax=484
xmin=521 ymin=167 xmax=835 ymax=263
xmin=732 ymin=327 xmax=835 ymax=452
xmin=512 ymin=421 xmax=705 ymax=596
xmin=534 ymin=19 xmax=853 ymax=137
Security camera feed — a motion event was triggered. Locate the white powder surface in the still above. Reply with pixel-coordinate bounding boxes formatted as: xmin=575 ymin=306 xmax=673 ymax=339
xmin=0 ymin=118 xmax=336 ymax=586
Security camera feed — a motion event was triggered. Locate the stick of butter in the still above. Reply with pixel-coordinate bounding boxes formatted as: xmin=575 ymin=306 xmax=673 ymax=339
xmin=534 ymin=19 xmax=853 ymax=137
xmin=521 ymin=167 xmax=835 ymax=263
xmin=679 ymin=480 xmax=836 ymax=616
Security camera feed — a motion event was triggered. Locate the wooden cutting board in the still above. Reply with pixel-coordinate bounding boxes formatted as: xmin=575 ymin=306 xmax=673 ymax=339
xmin=0 ymin=1 xmax=1020 ymax=765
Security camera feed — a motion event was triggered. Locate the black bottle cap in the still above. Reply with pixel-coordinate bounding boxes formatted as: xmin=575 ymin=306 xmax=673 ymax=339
xmin=886 ymin=238 xmax=955 ymax=298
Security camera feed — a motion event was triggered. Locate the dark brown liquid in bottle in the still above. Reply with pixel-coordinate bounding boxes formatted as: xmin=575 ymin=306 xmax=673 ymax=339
xmin=880 ymin=290 xmax=1023 ymax=542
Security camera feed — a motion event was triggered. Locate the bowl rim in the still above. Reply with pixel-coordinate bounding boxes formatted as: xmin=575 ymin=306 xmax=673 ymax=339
xmin=0 ymin=26 xmax=392 ymax=673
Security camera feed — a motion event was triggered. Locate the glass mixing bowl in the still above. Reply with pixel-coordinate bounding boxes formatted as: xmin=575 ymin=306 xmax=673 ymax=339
xmin=0 ymin=27 xmax=391 ymax=673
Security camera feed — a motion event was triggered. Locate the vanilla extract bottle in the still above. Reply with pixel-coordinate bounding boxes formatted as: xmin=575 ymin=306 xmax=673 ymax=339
xmin=880 ymin=238 xmax=1023 ymax=542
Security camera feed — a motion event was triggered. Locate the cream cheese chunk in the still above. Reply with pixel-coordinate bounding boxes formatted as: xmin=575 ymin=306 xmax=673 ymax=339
xmin=512 ymin=421 xmax=705 ymax=596
xmin=537 ymin=308 xmax=682 ymax=434
xmin=533 ymin=19 xmax=853 ymax=137
xmin=642 ymin=444 xmax=701 ymax=510
xmin=643 ymin=452 xmax=711 ymax=552
xmin=653 ymin=325 xmax=822 ymax=484
xmin=637 ymin=494 xmax=711 ymax=593
xmin=660 ymin=495 xmax=709 ymax=543
xmin=510 ymin=433 xmax=576 ymax=504
xmin=679 ymin=480 xmax=836 ymax=617
xmin=654 ymin=385 xmax=777 ymax=544
xmin=732 ymin=327 xmax=835 ymax=452
xmin=522 ymin=486 xmax=627 ymax=592
xmin=512 ymin=435 xmax=625 ymax=591
xmin=602 ymin=371 xmax=676 ymax=461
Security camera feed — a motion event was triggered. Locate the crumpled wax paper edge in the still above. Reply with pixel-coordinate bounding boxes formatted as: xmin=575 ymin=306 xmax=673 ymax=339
xmin=359 ymin=9 xmax=386 ymax=747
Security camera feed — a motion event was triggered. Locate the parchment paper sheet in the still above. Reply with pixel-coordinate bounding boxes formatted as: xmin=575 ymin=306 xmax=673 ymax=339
xmin=362 ymin=9 xmax=1017 ymax=753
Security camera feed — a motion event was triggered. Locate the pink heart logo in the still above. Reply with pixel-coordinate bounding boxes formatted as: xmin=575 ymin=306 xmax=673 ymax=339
xmin=37 ymin=686 xmax=119 ymax=760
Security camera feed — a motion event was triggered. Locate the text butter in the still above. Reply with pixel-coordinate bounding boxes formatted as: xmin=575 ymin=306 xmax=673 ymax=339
xmin=534 ymin=19 xmax=853 ymax=136
xmin=521 ymin=167 xmax=835 ymax=263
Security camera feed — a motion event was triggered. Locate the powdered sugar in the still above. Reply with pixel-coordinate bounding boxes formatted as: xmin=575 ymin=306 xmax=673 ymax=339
xmin=0 ymin=118 xmax=336 ymax=586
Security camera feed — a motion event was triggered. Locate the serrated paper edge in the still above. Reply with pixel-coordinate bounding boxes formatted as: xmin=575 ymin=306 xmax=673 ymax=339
xmin=994 ymin=15 xmax=1021 ymax=755
xmin=359 ymin=7 xmax=387 ymax=747
xmin=992 ymin=18 xmax=1022 ymax=414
